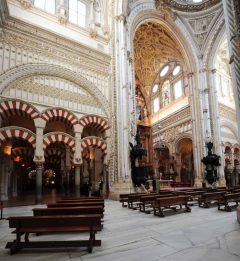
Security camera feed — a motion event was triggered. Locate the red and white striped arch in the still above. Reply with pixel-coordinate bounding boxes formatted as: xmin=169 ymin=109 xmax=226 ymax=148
xmin=81 ymin=137 xmax=107 ymax=154
xmin=43 ymin=132 xmax=75 ymax=151
xmin=0 ymin=100 xmax=39 ymax=120
xmin=79 ymin=115 xmax=110 ymax=133
xmin=0 ymin=127 xmax=36 ymax=147
xmin=41 ymin=109 xmax=78 ymax=128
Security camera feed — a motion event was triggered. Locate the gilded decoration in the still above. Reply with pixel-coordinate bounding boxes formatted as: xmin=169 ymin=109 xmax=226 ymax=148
xmin=134 ymin=22 xmax=183 ymax=88
xmin=156 ymin=0 xmax=221 ymax=12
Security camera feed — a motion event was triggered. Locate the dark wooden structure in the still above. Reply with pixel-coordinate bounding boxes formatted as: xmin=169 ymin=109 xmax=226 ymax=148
xmin=5 ymin=215 xmax=102 ymax=254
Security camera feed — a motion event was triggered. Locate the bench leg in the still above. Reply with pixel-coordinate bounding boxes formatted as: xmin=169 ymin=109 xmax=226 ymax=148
xmin=25 ymin=233 xmax=29 ymax=242
xmin=10 ymin=231 xmax=22 ymax=254
xmin=185 ymin=204 xmax=191 ymax=212
xmin=158 ymin=207 xmax=165 ymax=217
xmin=88 ymin=231 xmax=96 ymax=253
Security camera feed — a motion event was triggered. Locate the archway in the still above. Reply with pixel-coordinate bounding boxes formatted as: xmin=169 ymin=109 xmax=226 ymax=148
xmin=176 ymin=138 xmax=194 ymax=185
xmin=0 ymin=136 xmax=35 ymax=199
xmin=81 ymin=137 xmax=107 ymax=196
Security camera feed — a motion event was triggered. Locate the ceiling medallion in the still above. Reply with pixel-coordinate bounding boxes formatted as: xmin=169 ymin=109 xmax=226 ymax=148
xmin=156 ymin=0 xmax=221 ymax=12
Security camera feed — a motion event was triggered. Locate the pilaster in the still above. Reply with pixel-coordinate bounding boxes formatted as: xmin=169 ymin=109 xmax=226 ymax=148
xmin=56 ymin=0 xmax=68 ymax=24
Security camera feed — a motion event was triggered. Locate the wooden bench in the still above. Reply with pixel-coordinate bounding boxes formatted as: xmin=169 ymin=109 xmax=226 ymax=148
xmin=5 ymin=215 xmax=102 ymax=254
xmin=33 ymin=206 xmax=104 ymax=218
xmin=56 ymin=199 xmax=104 ymax=204
xmin=139 ymin=194 xmax=173 ymax=213
xmin=56 ymin=199 xmax=104 ymax=203
xmin=152 ymin=196 xmax=191 ymax=217
xmin=0 ymin=201 xmax=3 ymax=219
xmin=217 ymin=192 xmax=240 ymax=211
xmin=61 ymin=196 xmax=104 ymax=200
xmin=127 ymin=193 xmax=158 ymax=209
xmin=198 ymin=191 xmax=226 ymax=208
xmin=47 ymin=202 xmax=104 ymax=208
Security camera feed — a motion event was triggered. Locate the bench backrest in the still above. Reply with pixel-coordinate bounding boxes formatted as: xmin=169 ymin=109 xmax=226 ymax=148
xmin=47 ymin=202 xmax=104 ymax=208
xmin=33 ymin=206 xmax=104 ymax=216
xmin=140 ymin=194 xmax=174 ymax=202
xmin=201 ymin=191 xmax=226 ymax=200
xmin=153 ymin=196 xmax=188 ymax=207
xmin=7 ymin=215 xmax=102 ymax=229
xmin=224 ymin=192 xmax=240 ymax=200
xmin=56 ymin=200 xmax=104 ymax=206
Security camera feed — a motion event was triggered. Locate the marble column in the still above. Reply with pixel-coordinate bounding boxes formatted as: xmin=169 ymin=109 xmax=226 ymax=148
xmin=35 ymin=162 xmax=43 ymax=204
xmin=34 ymin=118 xmax=45 ymax=204
xmin=74 ymin=125 xmax=82 ymax=197
xmin=222 ymin=0 xmax=240 ymax=140
xmin=75 ymin=165 xmax=80 ymax=197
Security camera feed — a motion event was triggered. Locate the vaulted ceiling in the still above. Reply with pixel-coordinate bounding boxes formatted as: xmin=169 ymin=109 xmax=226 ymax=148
xmin=134 ymin=22 xmax=184 ymax=91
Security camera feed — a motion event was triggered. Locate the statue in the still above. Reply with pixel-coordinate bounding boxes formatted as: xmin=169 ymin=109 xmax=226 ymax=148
xmin=201 ymin=142 xmax=221 ymax=186
xmin=129 ymin=128 xmax=147 ymax=186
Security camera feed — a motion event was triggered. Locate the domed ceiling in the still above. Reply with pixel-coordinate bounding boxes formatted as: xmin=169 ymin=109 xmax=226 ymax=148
xmin=134 ymin=22 xmax=184 ymax=90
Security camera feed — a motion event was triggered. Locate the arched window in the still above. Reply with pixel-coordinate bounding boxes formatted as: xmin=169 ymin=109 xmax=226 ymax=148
xmin=153 ymin=97 xmax=160 ymax=113
xmin=173 ymin=80 xmax=183 ymax=99
xmin=69 ymin=0 xmax=88 ymax=28
xmin=34 ymin=0 xmax=56 ymax=14
xmin=162 ymin=80 xmax=170 ymax=106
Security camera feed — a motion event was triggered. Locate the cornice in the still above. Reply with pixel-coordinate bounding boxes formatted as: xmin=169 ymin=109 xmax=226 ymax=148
xmin=152 ymin=105 xmax=191 ymax=132
xmin=4 ymin=17 xmax=110 ymax=67
xmin=0 ymin=25 xmax=110 ymax=77
xmin=157 ymin=0 xmax=221 ymax=12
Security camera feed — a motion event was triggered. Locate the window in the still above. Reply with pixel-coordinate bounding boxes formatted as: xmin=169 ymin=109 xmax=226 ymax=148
xmin=34 ymin=0 xmax=56 ymax=14
xmin=173 ymin=65 xmax=181 ymax=76
xmin=160 ymin=65 xmax=169 ymax=77
xmin=69 ymin=0 xmax=87 ymax=27
xmin=162 ymin=80 xmax=170 ymax=106
xmin=173 ymin=80 xmax=183 ymax=99
xmin=152 ymin=84 xmax=159 ymax=93
xmin=153 ymin=97 xmax=159 ymax=113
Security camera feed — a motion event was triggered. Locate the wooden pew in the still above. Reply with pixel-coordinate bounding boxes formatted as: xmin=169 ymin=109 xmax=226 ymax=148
xmin=198 ymin=191 xmax=226 ymax=208
xmin=127 ymin=193 xmax=158 ymax=209
xmin=56 ymin=199 xmax=104 ymax=203
xmin=5 ymin=214 xmax=102 ymax=254
xmin=152 ymin=196 xmax=191 ymax=217
xmin=33 ymin=206 xmax=104 ymax=218
xmin=56 ymin=199 xmax=104 ymax=205
xmin=47 ymin=202 xmax=104 ymax=208
xmin=139 ymin=194 xmax=173 ymax=213
xmin=0 ymin=201 xmax=3 ymax=219
xmin=62 ymin=196 xmax=103 ymax=200
xmin=217 ymin=192 xmax=240 ymax=211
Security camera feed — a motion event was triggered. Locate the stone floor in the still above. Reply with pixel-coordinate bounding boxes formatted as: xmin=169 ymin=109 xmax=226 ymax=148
xmin=0 ymin=200 xmax=240 ymax=261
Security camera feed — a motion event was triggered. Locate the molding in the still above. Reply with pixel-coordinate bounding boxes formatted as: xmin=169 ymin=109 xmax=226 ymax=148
xmin=0 ymin=64 xmax=111 ymax=117
xmin=158 ymin=0 xmax=221 ymax=12
xmin=1 ymin=20 xmax=110 ymax=73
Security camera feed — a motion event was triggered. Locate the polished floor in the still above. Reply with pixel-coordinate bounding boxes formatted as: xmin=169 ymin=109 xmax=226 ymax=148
xmin=0 ymin=197 xmax=240 ymax=261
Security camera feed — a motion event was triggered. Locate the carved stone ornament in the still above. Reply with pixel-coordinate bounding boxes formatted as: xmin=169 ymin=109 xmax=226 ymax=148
xmin=156 ymin=0 xmax=221 ymax=12
xmin=19 ymin=0 xmax=32 ymax=9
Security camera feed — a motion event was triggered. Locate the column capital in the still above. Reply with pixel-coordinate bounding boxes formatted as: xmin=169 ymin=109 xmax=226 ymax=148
xmin=34 ymin=161 xmax=44 ymax=169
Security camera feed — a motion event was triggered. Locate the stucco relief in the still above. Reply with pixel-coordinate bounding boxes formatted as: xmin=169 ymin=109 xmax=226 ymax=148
xmin=2 ymin=76 xmax=104 ymax=116
xmin=134 ymin=22 xmax=183 ymax=87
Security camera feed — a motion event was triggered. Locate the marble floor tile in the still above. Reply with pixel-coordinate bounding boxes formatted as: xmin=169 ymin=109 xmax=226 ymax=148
xmin=0 ymin=200 xmax=240 ymax=261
